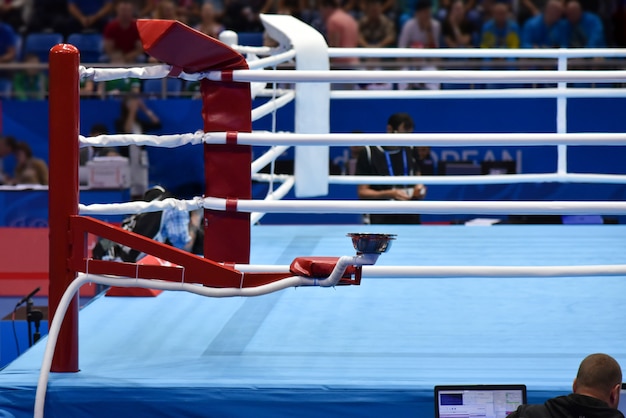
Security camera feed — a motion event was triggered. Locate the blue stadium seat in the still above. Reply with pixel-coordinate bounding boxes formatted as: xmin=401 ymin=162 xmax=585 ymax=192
xmin=67 ymin=33 xmax=103 ymax=63
xmin=14 ymin=34 xmax=22 ymax=62
xmin=142 ymin=78 xmax=183 ymax=98
xmin=23 ymin=33 xmax=63 ymax=63
xmin=0 ymin=78 xmax=12 ymax=98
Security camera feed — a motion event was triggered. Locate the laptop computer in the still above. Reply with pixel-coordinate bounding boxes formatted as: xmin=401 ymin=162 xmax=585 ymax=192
xmin=435 ymin=384 xmax=527 ymax=418
xmin=618 ymin=383 xmax=626 ymax=415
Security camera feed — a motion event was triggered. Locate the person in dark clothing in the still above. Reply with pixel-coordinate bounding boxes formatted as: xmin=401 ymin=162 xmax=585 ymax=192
xmin=507 ymin=353 xmax=624 ymax=418
xmin=355 ymin=113 xmax=427 ymax=224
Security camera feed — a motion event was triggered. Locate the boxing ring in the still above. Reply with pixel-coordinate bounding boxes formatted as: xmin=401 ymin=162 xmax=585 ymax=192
xmin=1 ymin=15 xmax=626 ymax=418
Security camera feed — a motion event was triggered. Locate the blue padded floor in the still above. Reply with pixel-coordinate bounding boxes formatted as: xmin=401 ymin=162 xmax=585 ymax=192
xmin=1 ymin=225 xmax=625 ymax=417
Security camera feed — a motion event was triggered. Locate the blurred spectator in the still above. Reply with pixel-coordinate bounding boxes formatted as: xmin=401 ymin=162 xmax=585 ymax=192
xmin=398 ymin=0 xmax=440 ymax=49
xmin=13 ymin=53 xmax=48 ymax=100
xmin=199 ymin=0 xmax=224 ymax=19
xmin=13 ymin=141 xmax=48 ymax=185
xmin=67 ymin=0 xmax=113 ymax=34
xmin=115 ymin=94 xmax=161 ymax=198
xmin=357 ymin=0 xmax=395 ymax=89
xmin=26 ymin=0 xmax=69 ymax=34
xmin=0 ymin=0 xmax=25 ymax=32
xmin=194 ymin=3 xmax=224 ymax=38
xmin=358 ymin=0 xmax=396 ymax=48
xmin=221 ymin=0 xmax=263 ymax=32
xmin=320 ymin=0 xmax=359 ymax=68
xmin=116 ymin=94 xmax=161 ymax=134
xmin=153 ymin=0 xmax=180 ymax=21
xmin=150 ymin=0 xmax=200 ymax=25
xmin=177 ymin=0 xmax=201 ymax=25
xmin=441 ymin=0 xmax=474 ymax=48
xmin=612 ymin=0 xmax=626 ymax=47
xmin=0 ymin=17 xmax=16 ymax=64
xmin=398 ymin=0 xmax=440 ymax=89
xmin=136 ymin=0 xmax=156 ymax=18
xmin=0 ymin=135 xmax=16 ymax=184
xmin=480 ymin=1 xmax=520 ymax=48
xmin=99 ymin=74 xmax=141 ymax=96
xmin=517 ymin=0 xmax=548 ymax=26
xmin=80 ymin=123 xmax=119 ymax=166
xmin=563 ymin=0 xmax=605 ymax=47
xmin=103 ymin=0 xmax=145 ymax=63
xmin=521 ymin=0 xmax=566 ymax=47
xmin=397 ymin=0 xmax=440 ymax=30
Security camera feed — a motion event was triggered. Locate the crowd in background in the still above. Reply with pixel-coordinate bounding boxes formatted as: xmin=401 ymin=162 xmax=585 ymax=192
xmin=2 ymin=0 xmax=625 ymax=51
xmin=0 ymin=0 xmax=621 ymax=99
xmin=0 ymin=0 xmax=624 ymax=185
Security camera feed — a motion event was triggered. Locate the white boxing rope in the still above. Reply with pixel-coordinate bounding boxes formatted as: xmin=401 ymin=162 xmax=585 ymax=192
xmin=251 ymin=90 xmax=295 ymax=122
xmin=247 ymin=49 xmax=296 ymax=70
xmin=79 ymin=64 xmax=626 ymax=85
xmin=32 ymin=273 xmax=300 ymax=418
xmin=80 ymin=131 xmax=626 ymax=149
xmin=78 ymin=195 xmax=626 ymax=217
xmin=204 ymin=132 xmax=626 ymax=147
xmin=327 ymin=47 xmax=626 ymax=60
xmin=232 ymin=263 xmax=626 ymax=278
xmin=251 ymin=145 xmax=291 ymax=175
xmin=202 ymin=197 xmax=626 ymax=216
xmin=330 ymin=88 xmax=626 ymax=100
xmin=253 ymin=172 xmax=626 ymax=186
xmin=205 ymin=69 xmax=626 ymax=84
xmin=34 ymin=249 xmax=375 ymax=418
xmin=256 ymin=88 xmax=292 ymax=97
xmin=250 ymin=176 xmax=295 ymax=224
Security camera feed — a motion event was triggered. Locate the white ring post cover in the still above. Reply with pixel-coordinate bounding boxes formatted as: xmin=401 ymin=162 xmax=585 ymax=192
xmin=260 ymin=14 xmax=330 ymax=197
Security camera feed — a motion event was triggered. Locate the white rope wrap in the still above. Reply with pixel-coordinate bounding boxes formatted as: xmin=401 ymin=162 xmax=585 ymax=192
xmin=79 ymin=132 xmax=626 ymax=148
xmin=79 ymin=197 xmax=626 ymax=216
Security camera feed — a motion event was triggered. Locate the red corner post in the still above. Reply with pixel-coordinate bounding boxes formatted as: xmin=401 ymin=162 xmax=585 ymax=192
xmin=201 ymin=76 xmax=252 ymax=264
xmin=48 ymin=44 xmax=80 ymax=372
xmin=135 ymin=19 xmax=252 ymax=264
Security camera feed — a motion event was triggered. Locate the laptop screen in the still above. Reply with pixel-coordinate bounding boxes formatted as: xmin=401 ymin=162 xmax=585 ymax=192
xmin=435 ymin=384 xmax=527 ymax=418
xmin=618 ymin=383 xmax=626 ymax=415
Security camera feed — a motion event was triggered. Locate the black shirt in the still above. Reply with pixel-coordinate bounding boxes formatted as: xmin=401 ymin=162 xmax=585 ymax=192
xmin=355 ymin=145 xmax=422 ymax=224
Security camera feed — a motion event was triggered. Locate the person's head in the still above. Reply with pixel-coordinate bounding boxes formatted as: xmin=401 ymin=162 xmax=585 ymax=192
xmin=319 ymin=0 xmax=339 ymax=20
xmin=363 ymin=0 xmax=383 ymax=20
xmin=201 ymin=2 xmax=216 ymax=22
xmin=155 ymin=0 xmax=177 ymax=20
xmin=144 ymin=185 xmax=168 ymax=201
xmin=0 ymin=135 xmax=17 ymax=157
xmin=565 ymin=0 xmax=582 ymax=24
xmin=492 ymin=1 xmax=509 ymax=28
xmin=447 ymin=0 xmax=465 ymax=23
xmin=387 ymin=113 xmax=414 ymax=133
xmin=14 ymin=141 xmax=33 ymax=164
xmin=116 ymin=0 xmax=136 ymax=25
xmin=89 ymin=123 xmax=109 ymax=137
xmin=573 ymin=353 xmax=622 ymax=409
xmin=414 ymin=0 xmax=432 ymax=26
xmin=544 ymin=0 xmax=564 ymax=26
xmin=23 ymin=53 xmax=41 ymax=76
